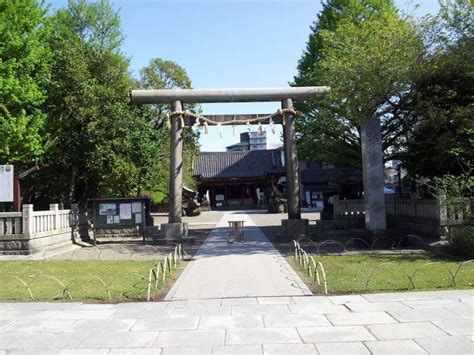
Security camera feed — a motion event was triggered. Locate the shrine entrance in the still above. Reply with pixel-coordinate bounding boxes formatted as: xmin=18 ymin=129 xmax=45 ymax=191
xmin=131 ymin=87 xmax=387 ymax=238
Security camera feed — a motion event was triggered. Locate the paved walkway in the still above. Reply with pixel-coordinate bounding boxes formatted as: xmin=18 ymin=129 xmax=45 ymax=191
xmin=0 ymin=290 xmax=472 ymax=354
xmin=165 ymin=212 xmax=311 ymax=300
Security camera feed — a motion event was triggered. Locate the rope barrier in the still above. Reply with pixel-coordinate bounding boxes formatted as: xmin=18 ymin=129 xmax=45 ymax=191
xmin=167 ymin=108 xmax=302 ymax=131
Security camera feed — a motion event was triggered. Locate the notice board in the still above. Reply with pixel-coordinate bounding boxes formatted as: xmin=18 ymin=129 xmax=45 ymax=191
xmin=91 ymin=198 xmax=148 ymax=230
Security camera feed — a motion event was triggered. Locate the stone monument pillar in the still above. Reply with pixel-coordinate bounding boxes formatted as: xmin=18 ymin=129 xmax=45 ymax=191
xmin=361 ymin=118 xmax=386 ymax=232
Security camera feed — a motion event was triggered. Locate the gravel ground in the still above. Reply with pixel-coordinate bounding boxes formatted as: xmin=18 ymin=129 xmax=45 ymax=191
xmin=50 ymin=229 xmax=211 ymax=261
xmin=51 ymin=210 xmax=319 ymax=261
xmin=152 ymin=211 xmax=225 ymax=226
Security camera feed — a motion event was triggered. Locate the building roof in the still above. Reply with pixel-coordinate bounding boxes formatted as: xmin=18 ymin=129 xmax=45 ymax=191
xmin=300 ymin=168 xmax=362 ymax=184
xmin=193 ymin=150 xmax=284 ymax=179
xmin=225 ymin=141 xmax=249 ymax=151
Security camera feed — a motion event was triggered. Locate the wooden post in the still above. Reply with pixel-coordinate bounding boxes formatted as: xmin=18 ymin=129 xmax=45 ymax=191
xmin=282 ymin=98 xmax=301 ymax=220
xmin=169 ymin=100 xmax=183 ymax=224
xmin=13 ymin=176 xmax=21 ymax=212
xmin=141 ymin=201 xmax=146 ymax=244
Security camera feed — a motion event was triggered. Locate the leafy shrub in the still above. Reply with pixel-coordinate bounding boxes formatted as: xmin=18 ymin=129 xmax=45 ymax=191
xmin=450 ymin=226 xmax=474 ymax=259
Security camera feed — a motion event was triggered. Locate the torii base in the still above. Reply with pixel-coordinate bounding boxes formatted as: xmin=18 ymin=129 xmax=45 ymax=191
xmin=281 ymin=219 xmax=309 ymax=236
xmin=161 ymin=222 xmax=188 ymax=239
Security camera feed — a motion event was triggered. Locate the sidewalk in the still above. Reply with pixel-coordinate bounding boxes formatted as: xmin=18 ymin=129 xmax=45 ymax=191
xmin=0 ymin=290 xmax=472 ymax=353
xmin=165 ymin=212 xmax=311 ymax=300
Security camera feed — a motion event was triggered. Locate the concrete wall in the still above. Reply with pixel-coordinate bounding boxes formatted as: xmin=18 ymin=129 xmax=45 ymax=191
xmin=0 ymin=228 xmax=79 ymax=255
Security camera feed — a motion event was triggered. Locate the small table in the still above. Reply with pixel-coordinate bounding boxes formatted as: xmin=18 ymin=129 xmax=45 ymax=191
xmin=228 ymin=220 xmax=245 ymax=243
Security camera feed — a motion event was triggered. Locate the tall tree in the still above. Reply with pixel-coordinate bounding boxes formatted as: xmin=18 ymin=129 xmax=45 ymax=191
xmin=293 ymin=0 xmax=424 ymax=168
xmin=138 ymin=58 xmax=200 ymax=201
xmin=0 ymin=0 xmax=50 ymax=167
xmin=31 ymin=0 xmax=162 ymax=206
xmin=402 ymin=0 xmax=474 ymax=177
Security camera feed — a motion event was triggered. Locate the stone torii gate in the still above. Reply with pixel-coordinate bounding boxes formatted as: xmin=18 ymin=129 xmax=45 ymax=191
xmin=130 ymin=87 xmax=386 ymax=238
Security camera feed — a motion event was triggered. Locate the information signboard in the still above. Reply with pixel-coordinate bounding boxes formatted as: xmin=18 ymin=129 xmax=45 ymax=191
xmin=0 ymin=165 xmax=14 ymax=202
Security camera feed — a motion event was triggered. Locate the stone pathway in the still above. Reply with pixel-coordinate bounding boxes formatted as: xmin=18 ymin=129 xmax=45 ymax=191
xmin=0 ymin=290 xmax=472 ymax=353
xmin=165 ymin=212 xmax=311 ymax=300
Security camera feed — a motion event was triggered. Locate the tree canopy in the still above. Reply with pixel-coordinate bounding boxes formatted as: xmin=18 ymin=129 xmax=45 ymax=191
xmin=136 ymin=57 xmax=200 ymax=203
xmin=0 ymin=0 xmax=50 ymax=167
xmin=402 ymin=0 xmax=474 ymax=177
xmin=294 ymin=0 xmax=473 ymax=179
xmin=293 ymin=0 xmax=424 ymax=169
xmin=21 ymin=0 xmax=199 ymax=206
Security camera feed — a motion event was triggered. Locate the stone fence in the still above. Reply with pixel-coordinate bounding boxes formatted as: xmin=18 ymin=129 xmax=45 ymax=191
xmin=333 ymin=195 xmax=471 ymax=237
xmin=0 ymin=204 xmax=84 ymax=255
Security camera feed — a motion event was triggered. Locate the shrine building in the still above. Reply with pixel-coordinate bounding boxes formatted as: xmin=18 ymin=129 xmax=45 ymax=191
xmin=193 ymin=149 xmax=362 ymax=210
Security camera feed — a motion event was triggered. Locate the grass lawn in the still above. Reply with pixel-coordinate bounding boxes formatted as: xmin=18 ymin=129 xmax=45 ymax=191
xmin=0 ymin=260 xmax=184 ymax=302
xmin=289 ymin=253 xmax=474 ymax=294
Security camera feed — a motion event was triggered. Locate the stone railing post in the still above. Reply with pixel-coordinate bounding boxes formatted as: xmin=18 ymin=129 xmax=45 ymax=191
xmin=22 ymin=204 xmax=34 ymax=235
xmin=70 ymin=203 xmax=79 ymax=228
xmin=50 ymin=204 xmax=59 ymax=230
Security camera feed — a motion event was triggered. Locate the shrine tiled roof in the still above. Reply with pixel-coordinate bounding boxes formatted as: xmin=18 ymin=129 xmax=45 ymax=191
xmin=300 ymin=168 xmax=362 ymax=183
xmin=193 ymin=149 xmax=285 ymax=179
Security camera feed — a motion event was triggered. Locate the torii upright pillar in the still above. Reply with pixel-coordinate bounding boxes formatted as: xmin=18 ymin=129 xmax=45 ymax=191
xmin=161 ymin=100 xmax=188 ymax=239
xmin=281 ymin=98 xmax=308 ymax=236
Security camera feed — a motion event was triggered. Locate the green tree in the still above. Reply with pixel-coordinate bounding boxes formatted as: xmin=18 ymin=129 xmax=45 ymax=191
xmin=293 ymin=0 xmax=424 ymax=168
xmin=0 ymin=0 xmax=50 ymax=167
xmin=403 ymin=0 xmax=474 ymax=177
xmin=138 ymin=58 xmax=200 ymax=201
xmin=31 ymin=0 xmax=162 ymax=206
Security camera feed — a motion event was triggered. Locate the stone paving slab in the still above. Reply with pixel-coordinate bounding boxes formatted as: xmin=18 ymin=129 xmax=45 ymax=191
xmin=415 ymin=336 xmax=473 ymax=355
xmin=165 ymin=212 xmax=311 ymax=300
xmin=161 ymin=346 xmax=211 ymax=354
xmin=154 ymin=330 xmax=225 ymax=347
xmin=230 ymin=304 xmax=290 ymax=316
xmin=315 ymin=341 xmax=371 ymax=355
xmin=212 ymin=344 xmax=262 ymax=354
xmin=326 ymin=311 xmax=397 ymax=325
xmin=80 ymin=331 xmax=158 ymax=348
xmin=198 ymin=315 xmax=264 ymax=329
xmin=345 ymin=301 xmax=412 ymax=312
xmin=3 ymin=320 xmax=75 ymax=333
xmin=432 ymin=319 xmax=474 ymax=336
xmin=0 ymin=290 xmax=472 ymax=354
xmin=298 ymin=325 xmax=376 ymax=342
xmin=263 ymin=313 xmax=330 ymax=327
xmin=365 ymin=340 xmax=428 ymax=354
xmin=367 ymin=322 xmax=448 ymax=340
xmin=226 ymin=328 xmax=301 ymax=345
xmin=132 ymin=316 xmax=199 ymax=331
xmin=263 ymin=343 xmax=317 ymax=354
xmin=387 ymin=308 xmax=462 ymax=322
xmin=288 ymin=303 xmax=350 ymax=314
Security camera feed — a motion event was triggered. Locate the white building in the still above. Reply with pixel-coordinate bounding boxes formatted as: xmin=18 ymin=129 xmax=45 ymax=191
xmin=248 ymin=131 xmax=267 ymax=150
xmin=226 ymin=131 xmax=267 ymax=151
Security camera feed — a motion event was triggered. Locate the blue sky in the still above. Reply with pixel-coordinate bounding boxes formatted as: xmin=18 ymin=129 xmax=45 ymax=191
xmin=49 ymin=0 xmax=441 ymax=151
